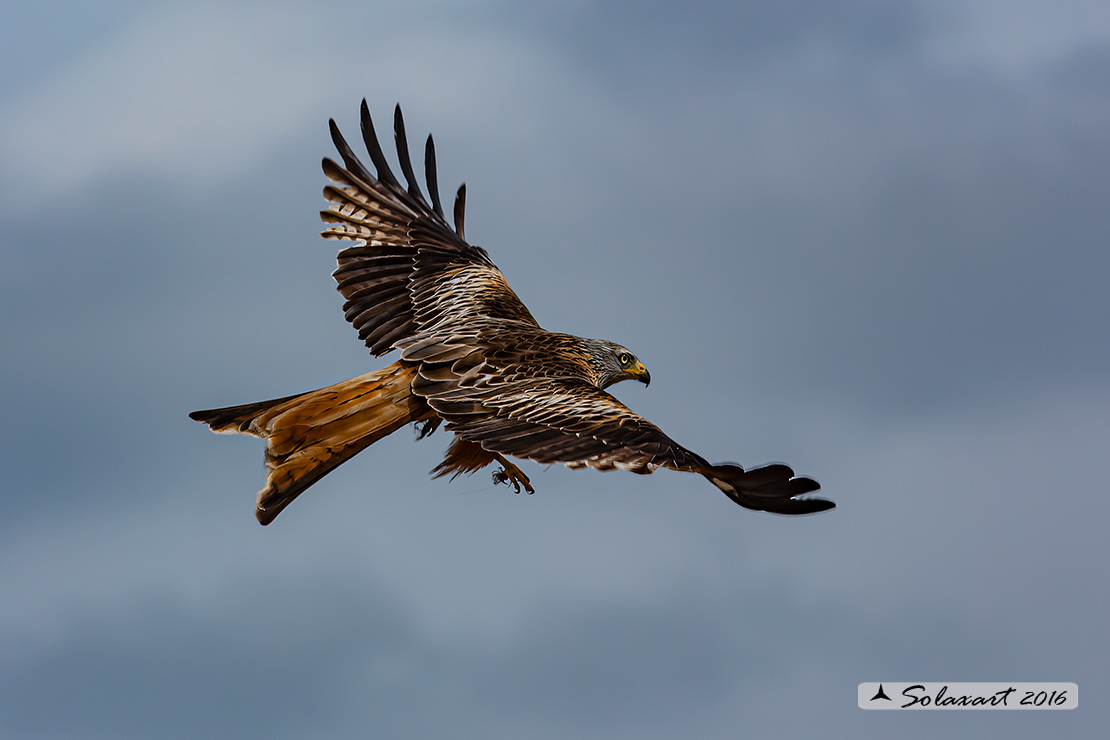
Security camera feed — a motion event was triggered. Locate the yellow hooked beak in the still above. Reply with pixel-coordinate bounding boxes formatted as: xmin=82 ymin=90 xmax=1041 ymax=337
xmin=627 ymin=360 xmax=651 ymax=387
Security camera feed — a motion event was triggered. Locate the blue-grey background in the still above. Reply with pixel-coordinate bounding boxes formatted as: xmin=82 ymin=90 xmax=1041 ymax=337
xmin=2 ymin=1 xmax=1106 ymax=737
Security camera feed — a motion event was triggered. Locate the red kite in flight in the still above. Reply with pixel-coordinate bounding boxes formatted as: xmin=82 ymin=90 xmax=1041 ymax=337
xmin=191 ymin=102 xmax=833 ymax=524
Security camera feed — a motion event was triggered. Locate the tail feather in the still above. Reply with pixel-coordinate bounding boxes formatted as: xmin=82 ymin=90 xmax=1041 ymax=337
xmin=701 ymin=463 xmax=834 ymax=515
xmin=190 ymin=361 xmax=432 ymax=524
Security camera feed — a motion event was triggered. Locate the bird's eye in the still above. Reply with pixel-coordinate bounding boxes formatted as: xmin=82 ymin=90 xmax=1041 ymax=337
xmin=619 ymin=353 xmax=633 ymax=366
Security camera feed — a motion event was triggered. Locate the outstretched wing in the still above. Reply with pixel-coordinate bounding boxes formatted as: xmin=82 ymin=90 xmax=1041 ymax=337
xmin=321 ymin=101 xmax=538 ymax=355
xmin=407 ymin=345 xmax=833 ymax=515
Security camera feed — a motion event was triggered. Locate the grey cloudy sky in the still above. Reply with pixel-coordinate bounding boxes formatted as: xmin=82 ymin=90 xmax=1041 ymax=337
xmin=2 ymin=0 xmax=1107 ymax=737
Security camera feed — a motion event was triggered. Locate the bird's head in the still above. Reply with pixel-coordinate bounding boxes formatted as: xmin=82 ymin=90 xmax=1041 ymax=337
xmin=586 ymin=340 xmax=651 ymax=390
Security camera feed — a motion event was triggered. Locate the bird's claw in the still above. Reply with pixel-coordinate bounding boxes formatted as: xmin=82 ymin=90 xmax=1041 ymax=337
xmin=492 ymin=460 xmax=535 ymax=494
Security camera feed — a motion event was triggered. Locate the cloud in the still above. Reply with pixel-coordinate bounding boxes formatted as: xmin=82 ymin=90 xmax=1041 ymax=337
xmin=926 ymin=0 xmax=1110 ymax=73
xmin=0 ymin=0 xmax=602 ymax=213
xmin=2 ymin=1 xmax=1107 ymax=738
xmin=0 ymin=4 xmax=336 ymax=206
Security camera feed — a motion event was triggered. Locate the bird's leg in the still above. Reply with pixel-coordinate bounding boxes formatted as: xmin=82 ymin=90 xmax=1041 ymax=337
xmin=491 ymin=454 xmax=535 ymax=494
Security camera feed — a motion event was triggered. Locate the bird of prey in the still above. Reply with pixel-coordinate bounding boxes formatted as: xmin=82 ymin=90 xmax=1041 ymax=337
xmin=190 ymin=101 xmax=834 ymax=525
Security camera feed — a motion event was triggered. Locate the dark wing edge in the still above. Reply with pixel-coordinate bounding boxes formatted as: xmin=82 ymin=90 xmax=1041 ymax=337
xmin=320 ymin=100 xmax=537 ymax=355
xmin=702 ymin=463 xmax=834 ymax=515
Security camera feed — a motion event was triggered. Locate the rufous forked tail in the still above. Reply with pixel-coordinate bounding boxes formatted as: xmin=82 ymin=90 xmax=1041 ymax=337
xmin=190 ymin=361 xmax=433 ymax=524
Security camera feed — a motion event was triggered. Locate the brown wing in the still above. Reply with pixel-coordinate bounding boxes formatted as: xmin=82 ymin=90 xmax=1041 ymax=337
xmin=320 ymin=101 xmax=538 ymax=355
xmin=426 ymin=373 xmax=831 ymax=514
xmin=403 ymin=331 xmax=833 ymax=515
